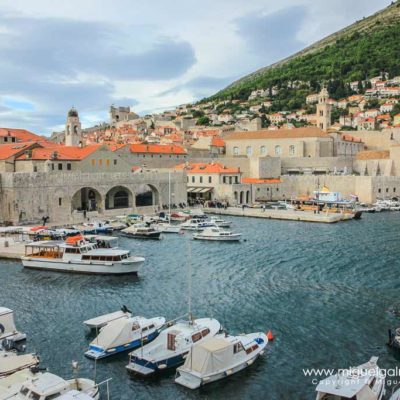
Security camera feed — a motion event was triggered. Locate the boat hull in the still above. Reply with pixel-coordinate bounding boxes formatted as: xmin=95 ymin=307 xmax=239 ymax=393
xmin=21 ymin=257 xmax=144 ymax=275
xmin=120 ymin=232 xmax=161 ymax=240
xmin=193 ymin=235 xmax=241 ymax=242
xmin=85 ymin=330 xmax=159 ymax=360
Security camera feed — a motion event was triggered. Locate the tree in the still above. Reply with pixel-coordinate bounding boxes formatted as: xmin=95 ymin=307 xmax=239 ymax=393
xmin=196 ymin=116 xmax=210 ymax=126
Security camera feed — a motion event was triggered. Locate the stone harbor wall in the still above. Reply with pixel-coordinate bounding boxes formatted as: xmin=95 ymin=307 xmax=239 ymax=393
xmin=0 ymin=170 xmax=187 ymax=225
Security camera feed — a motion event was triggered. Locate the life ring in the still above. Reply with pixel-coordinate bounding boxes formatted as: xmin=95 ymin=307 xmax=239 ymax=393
xmin=0 ymin=323 xmax=5 ymax=335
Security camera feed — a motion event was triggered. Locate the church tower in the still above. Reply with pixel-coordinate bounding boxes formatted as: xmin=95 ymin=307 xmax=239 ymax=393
xmin=316 ymin=87 xmax=332 ymax=131
xmin=65 ymin=107 xmax=82 ymax=146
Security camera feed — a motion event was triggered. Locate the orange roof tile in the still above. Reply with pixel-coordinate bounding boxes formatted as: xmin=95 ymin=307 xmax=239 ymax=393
xmin=241 ymin=178 xmax=281 ymax=184
xmin=130 ymin=144 xmax=187 ymax=154
xmin=0 ymin=128 xmax=43 ymax=142
xmin=211 ymin=137 xmax=225 ymax=147
xmin=174 ymin=162 xmax=239 ymax=174
xmin=225 ymin=127 xmax=329 ymax=140
xmin=0 ymin=143 xmax=34 ymax=160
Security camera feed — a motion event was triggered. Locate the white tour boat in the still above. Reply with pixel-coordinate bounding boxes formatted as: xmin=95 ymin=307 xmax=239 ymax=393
xmin=0 ymin=350 xmax=39 ymax=378
xmin=193 ymin=227 xmax=241 ymax=242
xmin=175 ymin=331 xmax=268 ymax=389
xmin=155 ymin=223 xmax=181 ymax=234
xmin=315 ymin=356 xmax=385 ymax=400
xmin=126 ymin=317 xmax=221 ymax=376
xmin=209 ymin=217 xmax=231 ymax=228
xmin=0 ymin=308 xmax=26 ymax=343
xmin=11 ymin=372 xmax=99 ymax=400
xmin=21 ymin=235 xmax=145 ymax=275
xmin=85 ymin=315 xmax=166 ymax=359
xmin=120 ymin=224 xmax=161 ymax=239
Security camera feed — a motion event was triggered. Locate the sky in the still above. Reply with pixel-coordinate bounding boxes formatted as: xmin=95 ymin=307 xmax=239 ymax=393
xmin=0 ymin=0 xmax=392 ymax=135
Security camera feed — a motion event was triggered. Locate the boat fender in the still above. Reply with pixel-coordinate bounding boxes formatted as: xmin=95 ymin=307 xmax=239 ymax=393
xmin=247 ymin=359 xmax=254 ymax=366
xmin=267 ymin=330 xmax=274 ymax=341
xmin=158 ymin=364 xmax=167 ymax=369
xmin=0 ymin=323 xmax=4 ymax=335
xmin=225 ymin=369 xmax=233 ymax=376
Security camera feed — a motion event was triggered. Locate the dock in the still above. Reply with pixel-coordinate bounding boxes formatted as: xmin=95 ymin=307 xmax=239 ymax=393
xmin=0 ymin=238 xmax=24 ymax=260
xmin=203 ymin=207 xmax=354 ymax=223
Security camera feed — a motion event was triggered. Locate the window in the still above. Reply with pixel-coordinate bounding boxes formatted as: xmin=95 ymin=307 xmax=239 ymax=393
xmin=246 ymin=146 xmax=253 ymax=156
xmin=201 ymin=328 xmax=210 ymax=337
xmin=58 ymin=198 xmax=62 ymax=206
xmin=229 ymin=176 xmax=232 ymax=184
xmin=51 ymin=163 xmax=54 ymax=170
xmin=99 ymin=159 xmax=103 ymax=166
xmin=260 ymin=145 xmax=266 ymax=155
xmin=378 ymin=188 xmax=381 ymax=193
xmin=67 ymin=163 xmax=71 ymax=170
xmin=394 ymin=188 xmax=396 ymax=193
xmin=200 ymin=176 xmax=203 ymax=183
xmin=289 ymin=145 xmax=295 ymax=156
xmin=208 ymin=176 xmax=212 ymax=183
xmin=58 ymin=163 xmax=62 ymax=170
xmin=386 ymin=188 xmax=389 ymax=193
xmin=235 ymin=176 xmax=239 ymax=184
xmin=114 ymin=159 xmax=117 ymax=165
xmin=223 ymin=176 xmax=227 ymax=184
xmin=192 ymin=176 xmax=195 ymax=183
xmin=233 ymin=146 xmax=239 ymax=156
xmin=234 ymin=342 xmax=244 ymax=353
xmin=91 ymin=159 xmax=96 ymax=166
xmin=106 ymin=159 xmax=110 ymax=167
xmin=192 ymin=332 xmax=202 ymax=342
xmin=33 ymin=166 xmax=37 ymax=172
xmin=275 ymin=145 xmax=282 ymax=156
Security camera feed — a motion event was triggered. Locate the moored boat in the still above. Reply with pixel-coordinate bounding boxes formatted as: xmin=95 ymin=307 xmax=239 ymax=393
xmin=21 ymin=236 xmax=145 ymax=275
xmin=175 ymin=331 xmax=268 ymax=389
xmin=155 ymin=223 xmax=181 ymax=234
xmin=0 ymin=308 xmax=26 ymax=343
xmin=125 ymin=317 xmax=221 ymax=376
xmin=209 ymin=216 xmax=231 ymax=228
xmin=120 ymin=224 xmax=161 ymax=239
xmin=193 ymin=227 xmax=241 ymax=242
xmin=83 ymin=306 xmax=132 ymax=330
xmin=179 ymin=219 xmax=213 ymax=231
xmin=85 ymin=315 xmax=166 ymax=359
xmin=315 ymin=356 xmax=385 ymax=400
xmin=0 ymin=351 xmax=39 ymax=378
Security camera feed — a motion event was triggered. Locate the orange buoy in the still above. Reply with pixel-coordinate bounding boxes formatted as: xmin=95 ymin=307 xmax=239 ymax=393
xmin=267 ymin=330 xmax=274 ymax=341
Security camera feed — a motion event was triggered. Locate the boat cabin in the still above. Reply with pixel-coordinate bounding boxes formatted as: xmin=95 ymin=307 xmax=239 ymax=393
xmin=18 ymin=373 xmax=70 ymax=400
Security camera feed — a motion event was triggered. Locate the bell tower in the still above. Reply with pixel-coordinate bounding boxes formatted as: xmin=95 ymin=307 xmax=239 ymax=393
xmin=316 ymin=87 xmax=332 ymax=131
xmin=65 ymin=107 xmax=82 ymax=146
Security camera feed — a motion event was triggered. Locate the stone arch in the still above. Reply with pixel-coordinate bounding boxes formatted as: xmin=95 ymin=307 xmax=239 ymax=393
xmin=105 ymin=186 xmax=133 ymax=210
xmin=135 ymin=184 xmax=160 ymax=207
xmin=72 ymin=187 xmax=102 ymax=212
xmin=234 ymin=191 xmax=238 ymax=202
xmin=246 ymin=190 xmax=250 ymax=204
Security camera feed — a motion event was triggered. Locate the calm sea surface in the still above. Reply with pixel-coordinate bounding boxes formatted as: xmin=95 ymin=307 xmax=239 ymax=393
xmin=1 ymin=213 xmax=400 ymax=400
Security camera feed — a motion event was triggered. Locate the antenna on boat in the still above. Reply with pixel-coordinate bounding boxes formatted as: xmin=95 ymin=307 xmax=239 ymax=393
xmin=188 ymin=238 xmax=193 ymax=325
xmin=168 ymin=170 xmax=171 ymax=222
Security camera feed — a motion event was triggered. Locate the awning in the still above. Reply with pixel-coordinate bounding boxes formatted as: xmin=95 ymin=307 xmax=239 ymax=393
xmin=187 ymin=187 xmax=213 ymax=194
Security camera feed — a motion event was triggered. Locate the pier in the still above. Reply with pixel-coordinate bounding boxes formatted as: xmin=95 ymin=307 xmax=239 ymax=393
xmin=203 ymin=207 xmax=355 ymax=223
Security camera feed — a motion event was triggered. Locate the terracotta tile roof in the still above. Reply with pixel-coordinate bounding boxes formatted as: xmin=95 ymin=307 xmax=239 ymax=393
xmin=15 ymin=144 xmax=102 ymax=161
xmin=356 ymin=150 xmax=390 ymax=160
xmin=341 ymin=134 xmax=363 ymax=143
xmin=224 ymin=127 xmax=329 ymax=140
xmin=0 ymin=143 xmax=34 ymax=160
xmin=241 ymin=178 xmax=281 ymax=184
xmin=130 ymin=144 xmax=187 ymax=154
xmin=0 ymin=128 xmax=43 ymax=142
xmin=211 ymin=137 xmax=225 ymax=147
xmin=174 ymin=162 xmax=239 ymax=174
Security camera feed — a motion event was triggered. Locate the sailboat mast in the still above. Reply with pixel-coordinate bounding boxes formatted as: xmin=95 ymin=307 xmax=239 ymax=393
xmin=188 ymin=239 xmax=192 ymax=324
xmin=168 ymin=171 xmax=171 ymax=220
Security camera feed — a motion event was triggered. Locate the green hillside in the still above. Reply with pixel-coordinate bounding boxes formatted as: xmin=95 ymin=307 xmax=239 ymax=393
xmin=207 ymin=1 xmax=400 ymax=109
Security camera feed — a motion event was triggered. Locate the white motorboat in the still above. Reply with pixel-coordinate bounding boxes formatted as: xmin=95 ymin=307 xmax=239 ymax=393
xmin=0 ymin=308 xmax=26 ymax=343
xmin=120 ymin=224 xmax=161 ymax=239
xmin=126 ymin=317 xmax=221 ymax=376
xmin=21 ymin=235 xmax=145 ymax=275
xmin=85 ymin=315 xmax=166 ymax=359
xmin=175 ymin=331 xmax=268 ymax=389
xmin=209 ymin=217 xmax=231 ymax=228
xmin=0 ymin=368 xmax=38 ymax=399
xmin=83 ymin=307 xmax=132 ymax=330
xmin=0 ymin=350 xmax=39 ymax=378
xmin=315 ymin=356 xmax=385 ymax=400
xmin=193 ymin=227 xmax=241 ymax=242
xmin=155 ymin=223 xmax=181 ymax=234
xmin=179 ymin=219 xmax=212 ymax=231
xmin=74 ymin=221 xmax=113 ymax=235
xmin=10 ymin=372 xmax=99 ymax=400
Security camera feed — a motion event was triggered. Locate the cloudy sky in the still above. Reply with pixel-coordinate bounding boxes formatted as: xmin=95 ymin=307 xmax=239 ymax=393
xmin=0 ymin=0 xmax=392 ymax=135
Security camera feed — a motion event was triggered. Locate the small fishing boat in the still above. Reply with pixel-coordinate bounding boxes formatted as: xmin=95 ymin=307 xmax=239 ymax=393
xmin=126 ymin=317 xmax=221 ymax=376
xmin=0 ymin=350 xmax=39 ymax=378
xmin=155 ymin=223 xmax=181 ymax=234
xmin=120 ymin=224 xmax=161 ymax=239
xmin=83 ymin=306 xmax=132 ymax=330
xmin=175 ymin=331 xmax=268 ymax=389
xmin=0 ymin=308 xmax=26 ymax=343
xmin=193 ymin=227 xmax=241 ymax=242
xmin=85 ymin=315 xmax=166 ymax=359
xmin=179 ymin=219 xmax=212 ymax=231
xmin=22 ymin=236 xmax=145 ymax=275
xmin=209 ymin=217 xmax=231 ymax=228
xmin=11 ymin=372 xmax=99 ymax=400
xmin=315 ymin=356 xmax=385 ymax=400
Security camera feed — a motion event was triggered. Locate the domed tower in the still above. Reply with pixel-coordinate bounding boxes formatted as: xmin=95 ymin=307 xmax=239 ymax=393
xmin=65 ymin=107 xmax=82 ymax=146
xmin=316 ymin=87 xmax=332 ymax=131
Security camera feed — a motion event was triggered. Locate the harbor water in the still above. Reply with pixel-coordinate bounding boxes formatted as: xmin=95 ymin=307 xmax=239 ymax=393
xmin=1 ymin=213 xmax=400 ymax=399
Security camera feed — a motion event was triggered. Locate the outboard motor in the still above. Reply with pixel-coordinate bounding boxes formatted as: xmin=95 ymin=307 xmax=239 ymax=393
xmin=1 ymin=338 xmax=18 ymax=352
